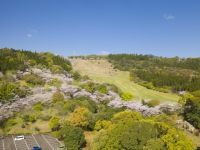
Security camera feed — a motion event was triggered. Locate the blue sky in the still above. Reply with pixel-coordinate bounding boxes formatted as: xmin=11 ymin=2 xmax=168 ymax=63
xmin=0 ymin=0 xmax=200 ymax=57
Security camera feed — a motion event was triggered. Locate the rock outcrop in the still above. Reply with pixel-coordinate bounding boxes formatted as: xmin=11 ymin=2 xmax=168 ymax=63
xmin=0 ymin=67 xmax=181 ymax=121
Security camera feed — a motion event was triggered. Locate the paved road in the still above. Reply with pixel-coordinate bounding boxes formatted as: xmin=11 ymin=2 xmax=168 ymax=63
xmin=0 ymin=134 xmax=62 ymax=150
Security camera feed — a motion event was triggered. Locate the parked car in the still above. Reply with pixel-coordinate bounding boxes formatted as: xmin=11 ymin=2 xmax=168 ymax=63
xmin=14 ymin=135 xmax=25 ymax=141
xmin=32 ymin=146 xmax=42 ymax=150
xmin=57 ymin=144 xmax=66 ymax=150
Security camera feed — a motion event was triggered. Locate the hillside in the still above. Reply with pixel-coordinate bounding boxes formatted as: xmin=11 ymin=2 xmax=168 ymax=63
xmin=71 ymin=58 xmax=179 ymax=103
xmin=108 ymin=54 xmax=200 ymax=92
xmin=0 ymin=49 xmax=200 ymax=149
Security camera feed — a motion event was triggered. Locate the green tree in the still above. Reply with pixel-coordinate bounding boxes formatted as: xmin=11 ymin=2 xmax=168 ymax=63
xmin=68 ymin=107 xmax=94 ymax=130
xmin=58 ymin=123 xmax=86 ymax=150
xmin=183 ymin=97 xmax=200 ymax=129
xmin=49 ymin=116 xmax=60 ymax=131
xmin=92 ymin=112 xmax=194 ymax=150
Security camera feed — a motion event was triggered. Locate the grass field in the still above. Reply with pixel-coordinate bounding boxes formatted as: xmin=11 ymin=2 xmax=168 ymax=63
xmin=71 ymin=59 xmax=180 ymax=103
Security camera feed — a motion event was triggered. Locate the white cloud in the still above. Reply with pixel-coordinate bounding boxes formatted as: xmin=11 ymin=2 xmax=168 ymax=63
xmin=100 ymin=51 xmax=110 ymax=55
xmin=26 ymin=28 xmax=38 ymax=38
xmin=163 ymin=14 xmax=175 ymax=20
xmin=26 ymin=33 xmax=32 ymax=38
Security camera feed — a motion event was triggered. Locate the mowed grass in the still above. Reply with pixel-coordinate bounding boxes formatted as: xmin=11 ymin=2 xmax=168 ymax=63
xmin=71 ymin=59 xmax=180 ymax=103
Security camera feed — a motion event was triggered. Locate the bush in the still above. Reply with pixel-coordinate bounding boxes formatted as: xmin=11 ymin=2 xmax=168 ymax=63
xmin=15 ymin=86 xmax=30 ymax=98
xmin=21 ymin=124 xmax=26 ymax=128
xmin=81 ymin=82 xmax=96 ymax=93
xmin=33 ymin=102 xmax=43 ymax=111
xmin=96 ymin=84 xmax=108 ymax=94
xmin=120 ymin=92 xmax=133 ymax=101
xmin=48 ymin=78 xmax=62 ymax=88
xmin=0 ymin=81 xmax=16 ymax=103
xmin=72 ymin=71 xmax=81 ymax=81
xmin=146 ymin=99 xmax=160 ymax=107
xmin=0 ymin=81 xmax=30 ymax=103
xmin=23 ymin=74 xmax=45 ymax=86
xmin=50 ymin=65 xmax=63 ymax=73
xmin=52 ymin=91 xmax=64 ymax=102
xmin=22 ymin=114 xmax=36 ymax=123
xmin=49 ymin=116 xmax=60 ymax=131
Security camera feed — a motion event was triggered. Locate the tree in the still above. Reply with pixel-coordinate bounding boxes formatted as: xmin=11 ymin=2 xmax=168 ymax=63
xmin=49 ymin=116 xmax=60 ymax=131
xmin=58 ymin=123 xmax=86 ymax=150
xmin=183 ymin=97 xmax=200 ymax=129
xmin=92 ymin=113 xmax=194 ymax=150
xmin=94 ymin=120 xmax=112 ymax=131
xmin=68 ymin=107 xmax=94 ymax=130
xmin=111 ymin=110 xmax=142 ymax=123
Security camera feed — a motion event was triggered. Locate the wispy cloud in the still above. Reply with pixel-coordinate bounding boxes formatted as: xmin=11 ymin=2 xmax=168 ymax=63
xmin=26 ymin=33 xmax=32 ymax=38
xmin=163 ymin=14 xmax=175 ymax=20
xmin=26 ymin=29 xmax=38 ymax=38
xmin=100 ymin=51 xmax=110 ymax=55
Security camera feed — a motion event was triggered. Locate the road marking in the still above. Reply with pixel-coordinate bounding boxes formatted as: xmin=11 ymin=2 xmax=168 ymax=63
xmin=12 ymin=135 xmax=18 ymax=150
xmin=32 ymin=135 xmax=40 ymax=147
xmin=23 ymin=137 xmax=30 ymax=150
xmin=2 ymin=139 xmax=5 ymax=150
xmin=55 ymin=138 xmax=62 ymax=145
xmin=41 ymin=135 xmax=54 ymax=150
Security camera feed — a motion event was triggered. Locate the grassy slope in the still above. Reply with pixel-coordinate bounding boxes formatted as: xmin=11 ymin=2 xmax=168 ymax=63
xmin=71 ymin=59 xmax=180 ymax=103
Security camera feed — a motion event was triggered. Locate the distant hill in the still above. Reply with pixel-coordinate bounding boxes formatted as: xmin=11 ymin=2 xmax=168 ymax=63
xmin=107 ymin=54 xmax=200 ymax=92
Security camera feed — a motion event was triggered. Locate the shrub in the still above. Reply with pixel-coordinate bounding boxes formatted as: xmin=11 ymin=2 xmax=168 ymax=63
xmin=96 ymin=84 xmax=108 ymax=94
xmin=33 ymin=102 xmax=43 ymax=111
xmin=21 ymin=124 xmax=26 ymax=128
xmin=120 ymin=92 xmax=133 ymax=101
xmin=48 ymin=78 xmax=62 ymax=88
xmin=72 ymin=71 xmax=81 ymax=81
xmin=15 ymin=86 xmax=30 ymax=98
xmin=22 ymin=114 xmax=36 ymax=123
xmin=81 ymin=82 xmax=96 ymax=93
xmin=52 ymin=91 xmax=64 ymax=102
xmin=49 ymin=116 xmax=60 ymax=131
xmin=0 ymin=81 xmax=16 ymax=103
xmin=0 ymin=81 xmax=30 ymax=103
xmin=146 ymin=99 xmax=160 ymax=107
xmin=50 ymin=65 xmax=63 ymax=73
xmin=23 ymin=74 xmax=45 ymax=86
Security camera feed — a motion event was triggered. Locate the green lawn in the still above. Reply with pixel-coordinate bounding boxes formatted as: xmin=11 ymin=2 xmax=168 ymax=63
xmin=71 ymin=59 xmax=180 ymax=103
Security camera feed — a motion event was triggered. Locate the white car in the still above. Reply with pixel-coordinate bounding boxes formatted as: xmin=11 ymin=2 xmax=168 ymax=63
xmin=14 ymin=135 xmax=25 ymax=141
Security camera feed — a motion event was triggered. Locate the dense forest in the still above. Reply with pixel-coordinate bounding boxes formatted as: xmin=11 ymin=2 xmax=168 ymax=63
xmin=108 ymin=54 xmax=200 ymax=92
xmin=0 ymin=48 xmax=72 ymax=73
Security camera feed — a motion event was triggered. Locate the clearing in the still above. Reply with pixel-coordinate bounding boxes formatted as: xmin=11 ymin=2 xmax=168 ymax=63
xmin=71 ymin=59 xmax=180 ymax=103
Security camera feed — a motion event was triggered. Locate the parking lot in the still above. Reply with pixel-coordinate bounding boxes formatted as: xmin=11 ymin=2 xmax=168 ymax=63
xmin=0 ymin=134 xmax=62 ymax=150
